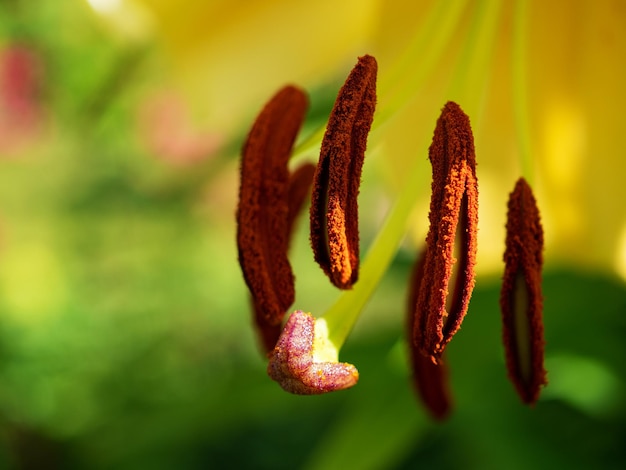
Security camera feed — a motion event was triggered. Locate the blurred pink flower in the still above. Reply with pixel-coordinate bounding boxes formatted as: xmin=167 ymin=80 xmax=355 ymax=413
xmin=0 ymin=44 xmax=44 ymax=155
xmin=137 ymin=90 xmax=223 ymax=166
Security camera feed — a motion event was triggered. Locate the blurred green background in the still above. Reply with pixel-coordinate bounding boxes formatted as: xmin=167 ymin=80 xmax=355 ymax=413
xmin=0 ymin=1 xmax=625 ymax=469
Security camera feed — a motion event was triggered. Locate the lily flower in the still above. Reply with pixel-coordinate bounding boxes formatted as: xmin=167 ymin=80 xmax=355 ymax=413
xmin=239 ymin=61 xmax=485 ymax=406
xmin=125 ymin=0 xmax=625 ymax=277
xmin=121 ymin=0 xmax=625 ymax=414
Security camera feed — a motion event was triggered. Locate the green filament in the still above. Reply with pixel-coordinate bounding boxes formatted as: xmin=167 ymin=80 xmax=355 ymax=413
xmin=323 ymin=146 xmax=426 ymax=348
xmin=512 ymin=0 xmax=534 ymax=184
xmin=447 ymin=0 xmax=503 ymax=124
xmin=376 ymin=0 xmax=469 ymax=124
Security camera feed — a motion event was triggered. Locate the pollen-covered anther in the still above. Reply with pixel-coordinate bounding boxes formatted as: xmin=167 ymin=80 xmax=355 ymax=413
xmin=237 ymin=85 xmax=308 ymax=329
xmin=253 ymin=162 xmax=316 ymax=353
xmin=267 ymin=310 xmax=359 ymax=395
xmin=500 ymin=177 xmax=547 ymax=405
xmin=310 ymin=55 xmax=378 ymax=290
xmin=407 ymin=249 xmax=453 ymax=420
xmin=412 ymin=101 xmax=479 ymax=363
xmin=411 ymin=352 xmax=452 ymax=420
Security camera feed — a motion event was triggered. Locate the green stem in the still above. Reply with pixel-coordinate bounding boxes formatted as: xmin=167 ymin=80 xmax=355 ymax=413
xmin=512 ymin=0 xmax=534 ymax=184
xmin=376 ymin=0 xmax=469 ymax=124
xmin=323 ymin=148 xmax=425 ymax=349
xmin=447 ymin=0 xmax=503 ymax=122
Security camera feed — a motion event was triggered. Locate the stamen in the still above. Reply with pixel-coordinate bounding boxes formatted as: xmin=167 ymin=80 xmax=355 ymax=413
xmin=267 ymin=310 xmax=359 ymax=395
xmin=500 ymin=178 xmax=547 ymax=405
xmin=407 ymin=250 xmax=452 ymax=420
xmin=254 ymin=162 xmax=316 ymax=353
xmin=237 ymin=86 xmax=308 ymax=326
xmin=310 ymin=55 xmax=377 ymax=290
xmin=412 ymin=101 xmax=478 ymax=363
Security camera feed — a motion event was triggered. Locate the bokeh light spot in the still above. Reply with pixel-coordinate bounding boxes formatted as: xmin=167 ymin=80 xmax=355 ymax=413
xmin=544 ymin=353 xmax=623 ymax=418
xmin=86 ymin=0 xmax=122 ymax=14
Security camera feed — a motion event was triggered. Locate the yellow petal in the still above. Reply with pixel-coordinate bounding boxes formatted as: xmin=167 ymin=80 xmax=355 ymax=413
xmin=137 ymin=0 xmax=381 ymax=136
xmin=372 ymin=0 xmax=626 ymax=276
